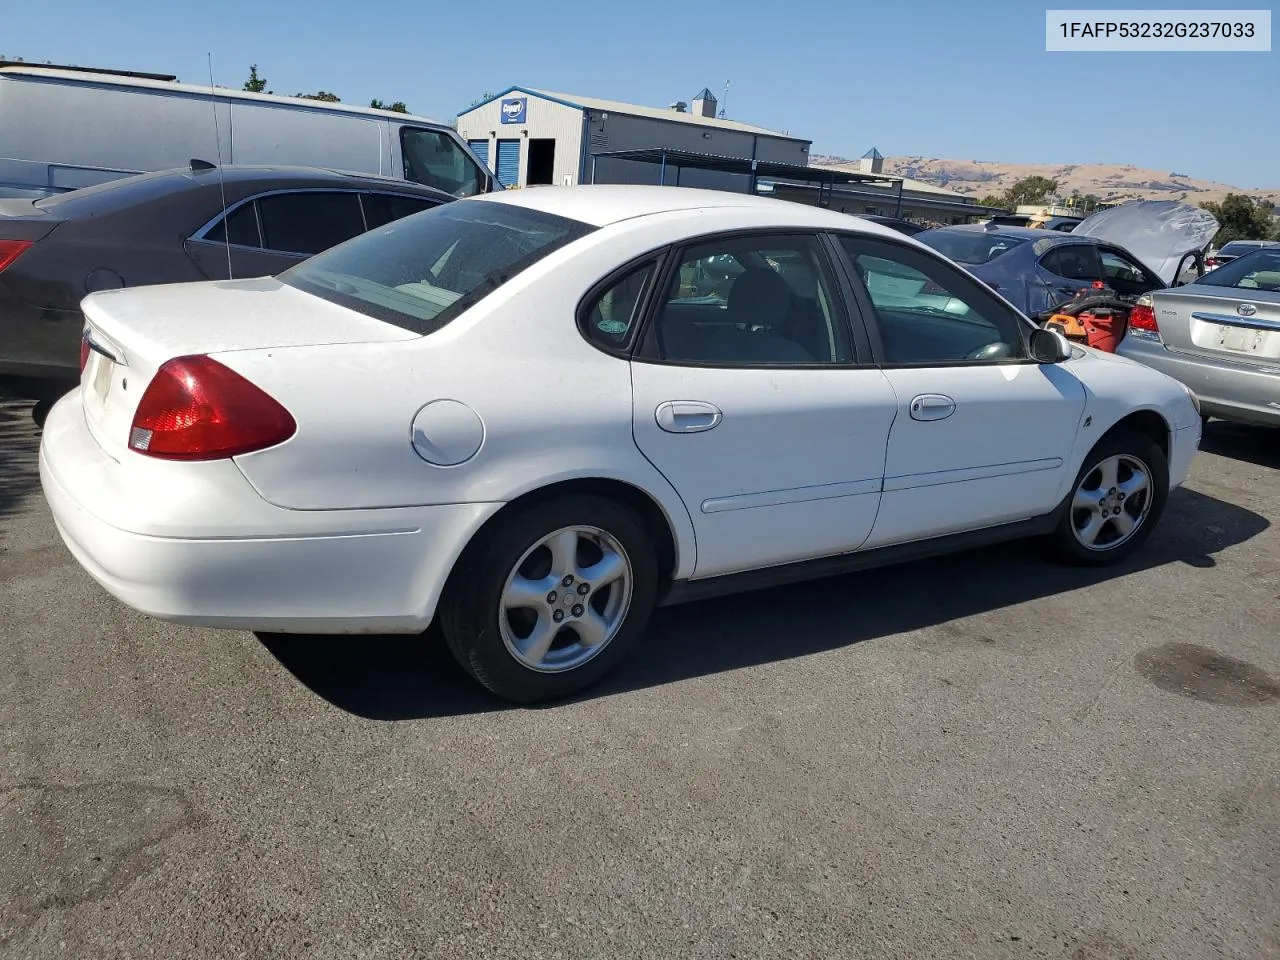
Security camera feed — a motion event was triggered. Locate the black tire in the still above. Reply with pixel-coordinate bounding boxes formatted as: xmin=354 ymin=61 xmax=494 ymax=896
xmin=31 ymin=399 xmax=53 ymax=429
xmin=1047 ymin=428 xmax=1169 ymax=567
xmin=438 ymin=495 xmax=659 ymax=704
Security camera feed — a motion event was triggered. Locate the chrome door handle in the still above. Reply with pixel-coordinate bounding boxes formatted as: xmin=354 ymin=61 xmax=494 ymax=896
xmin=909 ymin=394 xmax=956 ymax=422
xmin=655 ymin=400 xmax=723 ymax=434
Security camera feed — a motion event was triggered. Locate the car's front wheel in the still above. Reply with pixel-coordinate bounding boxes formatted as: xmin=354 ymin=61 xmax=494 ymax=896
xmin=439 ymin=495 xmax=659 ymax=703
xmin=1048 ymin=428 xmax=1169 ymax=566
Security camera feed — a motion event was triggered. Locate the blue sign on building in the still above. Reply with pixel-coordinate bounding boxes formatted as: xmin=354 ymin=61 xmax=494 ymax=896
xmin=500 ymin=97 xmax=527 ymax=124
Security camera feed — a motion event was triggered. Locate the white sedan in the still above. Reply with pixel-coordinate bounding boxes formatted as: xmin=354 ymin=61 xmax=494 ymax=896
xmin=40 ymin=186 xmax=1203 ymax=703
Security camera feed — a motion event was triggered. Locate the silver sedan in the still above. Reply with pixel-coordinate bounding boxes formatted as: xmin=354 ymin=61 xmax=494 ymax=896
xmin=1117 ymin=247 xmax=1280 ymax=427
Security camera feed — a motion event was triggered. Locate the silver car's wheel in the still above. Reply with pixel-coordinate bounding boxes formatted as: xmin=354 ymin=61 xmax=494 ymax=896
xmin=1070 ymin=453 xmax=1153 ymax=551
xmin=498 ymin=524 xmax=634 ymax=673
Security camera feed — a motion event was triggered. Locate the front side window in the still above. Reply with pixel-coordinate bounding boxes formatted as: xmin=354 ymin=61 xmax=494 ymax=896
xmin=840 ymin=235 xmax=1027 ymax=365
xmin=652 ymin=234 xmax=853 ymax=365
xmin=280 ymin=201 xmax=595 ymax=335
xmin=256 ymin=192 xmax=366 ymax=255
xmin=401 ymin=128 xmax=487 ymax=198
xmin=1040 ymin=244 xmax=1103 ymax=281
xmin=1097 ymin=248 xmax=1158 ymax=296
xmin=361 ymin=193 xmax=443 ymax=230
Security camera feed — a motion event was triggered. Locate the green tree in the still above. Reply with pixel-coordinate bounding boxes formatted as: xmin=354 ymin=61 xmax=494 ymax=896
xmin=243 ymin=64 xmax=269 ymax=93
xmin=1200 ymin=193 xmax=1278 ymax=245
xmin=1004 ymin=175 xmax=1059 ymax=207
xmin=978 ymin=193 xmax=1007 ymax=209
xmin=296 ymin=90 xmax=341 ymax=103
xmin=370 ymin=98 xmax=408 ymax=113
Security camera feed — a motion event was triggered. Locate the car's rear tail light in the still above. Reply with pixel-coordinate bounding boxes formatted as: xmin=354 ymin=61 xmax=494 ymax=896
xmin=128 ymin=355 xmax=296 ymax=460
xmin=1127 ymin=298 xmax=1161 ymax=342
xmin=79 ymin=330 xmax=90 ymax=373
xmin=0 ymin=239 xmax=32 ymax=272
xmin=1204 ymin=257 xmax=1217 ymax=269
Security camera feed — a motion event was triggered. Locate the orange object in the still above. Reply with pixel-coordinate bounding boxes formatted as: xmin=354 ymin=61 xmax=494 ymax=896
xmin=1080 ymin=309 xmax=1120 ymax=353
xmin=1046 ymin=313 xmax=1088 ymax=342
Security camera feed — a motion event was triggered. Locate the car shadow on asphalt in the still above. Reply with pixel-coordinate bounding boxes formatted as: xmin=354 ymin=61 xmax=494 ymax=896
xmin=0 ymin=400 xmax=40 ymax=525
xmin=259 ymin=485 xmax=1269 ymax=720
xmin=1199 ymin=420 xmax=1280 ymax=470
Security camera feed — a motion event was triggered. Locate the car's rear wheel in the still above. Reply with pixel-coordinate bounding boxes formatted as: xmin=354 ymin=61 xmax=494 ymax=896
xmin=1048 ymin=429 xmax=1168 ymax=566
xmin=439 ymin=495 xmax=658 ymax=703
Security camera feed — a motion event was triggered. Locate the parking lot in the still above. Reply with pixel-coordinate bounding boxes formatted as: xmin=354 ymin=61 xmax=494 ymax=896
xmin=2 ymin=397 xmax=1278 ymax=959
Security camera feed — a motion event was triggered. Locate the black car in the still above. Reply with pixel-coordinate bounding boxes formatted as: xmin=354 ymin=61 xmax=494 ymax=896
xmin=0 ymin=162 xmax=453 ymax=417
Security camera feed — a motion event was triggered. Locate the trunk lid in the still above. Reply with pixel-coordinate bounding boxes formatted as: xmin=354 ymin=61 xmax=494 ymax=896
xmin=78 ymin=276 xmax=418 ymax=458
xmin=1072 ymin=200 xmax=1219 ymax=285
xmin=1150 ymin=285 xmax=1280 ymax=364
xmin=0 ymin=198 xmax=62 ymax=241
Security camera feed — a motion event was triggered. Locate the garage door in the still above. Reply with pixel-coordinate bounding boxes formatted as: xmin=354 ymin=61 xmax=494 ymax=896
xmin=467 ymin=139 xmax=490 ymax=169
xmin=495 ymin=139 xmax=520 ymax=187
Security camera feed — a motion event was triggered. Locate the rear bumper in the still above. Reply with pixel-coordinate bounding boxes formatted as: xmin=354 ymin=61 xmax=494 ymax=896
xmin=39 ymin=390 xmax=502 ymax=634
xmin=0 ymin=283 xmax=82 ymax=399
xmin=1116 ymin=337 xmax=1280 ymax=427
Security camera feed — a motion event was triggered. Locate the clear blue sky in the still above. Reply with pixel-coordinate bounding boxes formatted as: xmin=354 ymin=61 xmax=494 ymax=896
xmin=4 ymin=0 xmax=1276 ymax=186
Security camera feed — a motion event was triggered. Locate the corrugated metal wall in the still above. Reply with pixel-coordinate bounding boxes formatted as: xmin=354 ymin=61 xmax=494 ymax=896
xmin=456 ymin=94 xmax=584 ymax=188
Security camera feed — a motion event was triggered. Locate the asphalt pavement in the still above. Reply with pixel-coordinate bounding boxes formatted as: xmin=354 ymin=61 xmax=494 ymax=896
xmin=2 ymin=398 xmax=1278 ymax=960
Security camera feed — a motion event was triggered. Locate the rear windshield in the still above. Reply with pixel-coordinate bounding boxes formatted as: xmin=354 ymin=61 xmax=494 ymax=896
xmin=1195 ymin=249 xmax=1280 ymax=291
xmin=280 ymin=200 xmax=596 ymax=334
xmin=1218 ymin=241 xmax=1267 ymax=255
xmin=916 ymin=229 xmax=1030 ymax=265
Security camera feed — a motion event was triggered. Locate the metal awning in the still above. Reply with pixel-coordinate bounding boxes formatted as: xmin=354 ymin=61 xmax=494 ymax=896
xmin=763 ymin=179 xmax=1007 ymax=218
xmin=588 ymin=147 xmax=901 ymax=188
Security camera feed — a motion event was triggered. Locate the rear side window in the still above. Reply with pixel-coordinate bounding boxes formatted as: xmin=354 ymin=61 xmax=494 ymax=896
xmin=205 ymin=203 xmax=261 ymax=248
xmin=917 ymin=230 xmax=1030 ymax=265
xmin=280 ymin=200 xmax=596 ymax=335
xmin=257 ymin=192 xmax=366 ymax=255
xmin=361 ymin=193 xmax=442 ymax=229
xmin=580 ymin=261 xmax=657 ymax=352
xmin=401 ymin=128 xmax=486 ymax=198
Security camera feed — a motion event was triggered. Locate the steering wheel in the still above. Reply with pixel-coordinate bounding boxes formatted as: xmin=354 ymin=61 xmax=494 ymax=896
xmin=965 ymin=341 xmax=1012 ymax=361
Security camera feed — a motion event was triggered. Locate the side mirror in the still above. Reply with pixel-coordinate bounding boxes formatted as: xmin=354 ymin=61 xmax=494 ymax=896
xmin=1030 ymin=327 xmax=1072 ymax=363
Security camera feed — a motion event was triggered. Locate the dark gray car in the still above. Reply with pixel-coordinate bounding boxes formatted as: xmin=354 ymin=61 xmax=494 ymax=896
xmin=0 ymin=163 xmax=453 ymax=411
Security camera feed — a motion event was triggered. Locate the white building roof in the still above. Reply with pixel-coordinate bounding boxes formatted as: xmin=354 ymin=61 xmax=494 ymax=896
xmin=812 ymin=160 xmax=972 ymax=199
xmin=461 ymin=86 xmax=802 ymax=140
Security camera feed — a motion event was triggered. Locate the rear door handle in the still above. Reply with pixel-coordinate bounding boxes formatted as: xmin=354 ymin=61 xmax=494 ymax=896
xmin=909 ymin=394 xmax=956 ymax=422
xmin=655 ymin=400 xmax=723 ymax=434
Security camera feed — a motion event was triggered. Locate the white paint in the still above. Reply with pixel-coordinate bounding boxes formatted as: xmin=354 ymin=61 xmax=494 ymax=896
xmin=42 ymin=186 xmax=1202 ymax=635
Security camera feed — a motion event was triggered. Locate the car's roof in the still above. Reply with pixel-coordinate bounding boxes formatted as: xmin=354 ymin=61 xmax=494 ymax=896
xmin=35 ymin=164 xmax=453 ymax=214
xmin=929 ymin=223 xmax=1089 ymax=244
xmin=469 ymin=184 xmax=890 ymax=231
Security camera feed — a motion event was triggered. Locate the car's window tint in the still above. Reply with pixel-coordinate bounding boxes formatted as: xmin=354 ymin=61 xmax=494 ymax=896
xmin=361 ymin=193 xmax=442 ymax=230
xmin=916 ymin=229 xmax=1030 ymax=265
xmin=401 ymin=128 xmax=486 ymax=198
xmin=256 ymin=192 xmax=366 ymax=256
xmin=280 ymin=201 xmax=595 ymax=335
xmin=581 ymin=262 xmax=655 ymax=351
xmin=204 ymin=202 xmax=261 ymax=248
xmin=1197 ymin=249 xmax=1280 ymax=291
xmin=654 ymin=234 xmax=852 ymax=366
xmin=1040 ymin=245 xmax=1102 ymax=281
xmin=840 ymin=236 xmax=1026 ymax=365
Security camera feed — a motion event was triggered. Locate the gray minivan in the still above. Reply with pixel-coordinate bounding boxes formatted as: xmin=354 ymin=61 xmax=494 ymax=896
xmin=0 ymin=66 xmax=497 ymax=199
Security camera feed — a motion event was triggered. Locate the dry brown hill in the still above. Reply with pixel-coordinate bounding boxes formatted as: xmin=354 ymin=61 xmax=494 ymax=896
xmin=810 ymin=155 xmax=1279 ymax=210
